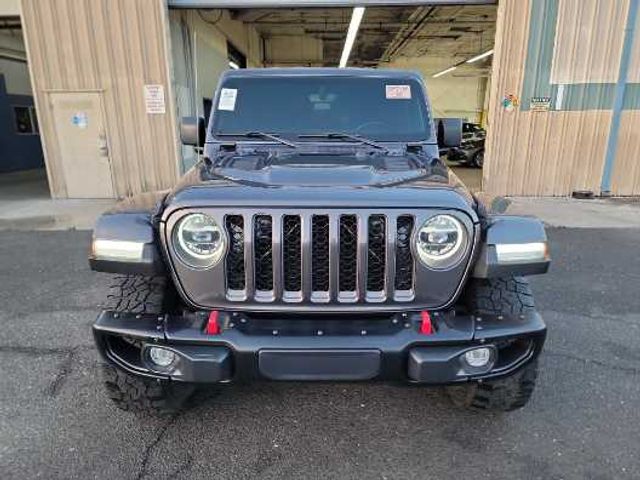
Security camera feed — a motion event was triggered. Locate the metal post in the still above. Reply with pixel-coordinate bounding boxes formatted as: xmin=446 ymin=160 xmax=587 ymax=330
xmin=601 ymin=0 xmax=639 ymax=195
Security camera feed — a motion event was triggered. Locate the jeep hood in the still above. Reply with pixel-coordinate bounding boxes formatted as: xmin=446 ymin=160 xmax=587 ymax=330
xmin=163 ymin=151 xmax=476 ymax=216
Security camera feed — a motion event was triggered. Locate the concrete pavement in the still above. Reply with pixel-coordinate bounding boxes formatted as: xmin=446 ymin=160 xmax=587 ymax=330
xmin=0 ymin=228 xmax=639 ymax=479
xmin=505 ymin=197 xmax=640 ymax=229
xmin=0 ymin=170 xmax=115 ymax=231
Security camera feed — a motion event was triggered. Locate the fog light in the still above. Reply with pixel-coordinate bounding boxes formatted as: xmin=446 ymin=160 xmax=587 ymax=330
xmin=148 ymin=347 xmax=176 ymax=368
xmin=463 ymin=347 xmax=493 ymax=368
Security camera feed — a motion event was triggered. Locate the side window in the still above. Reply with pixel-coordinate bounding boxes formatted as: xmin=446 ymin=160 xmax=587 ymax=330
xmin=12 ymin=106 xmax=39 ymax=135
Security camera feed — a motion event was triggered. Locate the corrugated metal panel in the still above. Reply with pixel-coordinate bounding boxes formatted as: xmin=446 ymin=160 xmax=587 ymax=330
xmin=626 ymin=0 xmax=640 ymax=82
xmin=483 ymin=0 xmax=533 ymax=196
xmin=611 ymin=111 xmax=640 ymax=195
xmin=484 ymin=0 xmax=640 ymax=197
xmin=21 ymin=0 xmax=179 ymax=198
xmin=550 ymin=0 xmax=627 ymax=84
xmin=613 ymin=1 xmax=640 ymax=195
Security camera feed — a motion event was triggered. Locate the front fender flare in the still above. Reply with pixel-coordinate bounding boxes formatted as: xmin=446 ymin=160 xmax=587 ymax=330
xmin=88 ymin=212 xmax=165 ymax=275
xmin=473 ymin=215 xmax=550 ymax=278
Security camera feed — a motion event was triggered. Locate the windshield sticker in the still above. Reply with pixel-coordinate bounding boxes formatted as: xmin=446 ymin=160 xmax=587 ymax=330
xmin=218 ymin=88 xmax=238 ymax=111
xmin=386 ymin=85 xmax=411 ymax=100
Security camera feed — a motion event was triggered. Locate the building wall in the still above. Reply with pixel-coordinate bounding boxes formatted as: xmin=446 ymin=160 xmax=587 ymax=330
xmin=0 ymin=30 xmax=43 ymax=173
xmin=484 ymin=0 xmax=640 ymax=197
xmin=0 ymin=30 xmax=32 ymax=96
xmin=17 ymin=0 xmax=640 ymax=198
xmin=20 ymin=0 xmax=179 ymax=198
xmin=169 ymin=9 xmax=262 ymax=171
xmin=0 ymin=74 xmax=43 ymax=172
xmin=389 ymin=56 xmax=487 ymax=124
xmin=264 ymin=36 xmax=323 ymax=66
xmin=0 ymin=0 xmax=19 ymax=16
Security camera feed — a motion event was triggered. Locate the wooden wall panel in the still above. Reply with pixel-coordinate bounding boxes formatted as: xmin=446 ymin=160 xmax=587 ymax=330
xmin=20 ymin=0 xmax=179 ymax=198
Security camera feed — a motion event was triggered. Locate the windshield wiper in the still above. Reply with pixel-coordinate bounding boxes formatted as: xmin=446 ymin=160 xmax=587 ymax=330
xmin=298 ymin=132 xmax=389 ymax=152
xmin=217 ymin=131 xmax=297 ymax=148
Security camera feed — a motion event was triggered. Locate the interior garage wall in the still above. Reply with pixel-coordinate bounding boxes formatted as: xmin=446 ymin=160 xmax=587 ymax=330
xmin=264 ymin=36 xmax=323 ymax=66
xmin=0 ymin=31 xmax=31 ymax=96
xmin=484 ymin=0 xmax=640 ymax=197
xmin=20 ymin=0 xmax=180 ymax=198
xmin=389 ymin=56 xmax=487 ymax=123
xmin=0 ymin=0 xmax=19 ymax=16
xmin=169 ymin=9 xmax=262 ymax=171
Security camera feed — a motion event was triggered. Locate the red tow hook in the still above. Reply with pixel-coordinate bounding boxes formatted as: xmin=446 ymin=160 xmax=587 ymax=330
xmin=419 ymin=311 xmax=434 ymax=335
xmin=205 ymin=310 xmax=221 ymax=335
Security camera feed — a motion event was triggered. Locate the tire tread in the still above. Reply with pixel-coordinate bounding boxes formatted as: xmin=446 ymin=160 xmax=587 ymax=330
xmin=448 ymin=276 xmax=539 ymax=412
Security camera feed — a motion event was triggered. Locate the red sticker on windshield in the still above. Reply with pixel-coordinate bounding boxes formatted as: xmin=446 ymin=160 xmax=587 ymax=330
xmin=386 ymin=85 xmax=411 ymax=99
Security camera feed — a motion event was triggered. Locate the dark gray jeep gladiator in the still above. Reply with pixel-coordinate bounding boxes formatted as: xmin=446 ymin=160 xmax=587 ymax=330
xmin=89 ymin=68 xmax=550 ymax=415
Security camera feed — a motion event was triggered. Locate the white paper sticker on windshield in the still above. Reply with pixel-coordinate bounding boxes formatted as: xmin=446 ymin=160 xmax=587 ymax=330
xmin=386 ymin=85 xmax=411 ymax=100
xmin=218 ymin=88 xmax=238 ymax=111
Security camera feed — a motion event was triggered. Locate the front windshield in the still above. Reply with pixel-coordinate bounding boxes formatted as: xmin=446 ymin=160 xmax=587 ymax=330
xmin=211 ymin=75 xmax=431 ymax=142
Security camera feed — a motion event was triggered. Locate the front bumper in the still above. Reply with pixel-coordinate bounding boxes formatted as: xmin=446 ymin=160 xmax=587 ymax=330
xmin=93 ymin=309 xmax=546 ymax=385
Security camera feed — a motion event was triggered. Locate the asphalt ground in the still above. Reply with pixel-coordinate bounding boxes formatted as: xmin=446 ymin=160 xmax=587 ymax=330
xmin=1 ymin=228 xmax=639 ymax=479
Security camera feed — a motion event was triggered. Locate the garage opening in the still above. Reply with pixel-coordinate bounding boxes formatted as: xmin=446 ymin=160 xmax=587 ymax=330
xmin=168 ymin=2 xmax=496 ymax=192
xmin=0 ymin=17 xmax=49 ymax=203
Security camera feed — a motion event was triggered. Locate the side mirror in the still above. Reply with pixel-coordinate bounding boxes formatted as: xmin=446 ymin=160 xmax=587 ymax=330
xmin=436 ymin=118 xmax=463 ymax=148
xmin=180 ymin=116 xmax=205 ymax=147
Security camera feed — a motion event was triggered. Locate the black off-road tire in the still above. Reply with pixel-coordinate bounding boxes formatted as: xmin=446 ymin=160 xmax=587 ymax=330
xmin=447 ymin=360 xmax=538 ymax=412
xmin=103 ymin=274 xmax=177 ymax=314
xmin=100 ymin=274 xmax=194 ymax=415
xmin=101 ymin=363 xmax=194 ymax=416
xmin=464 ymin=276 xmax=535 ymax=316
xmin=446 ymin=276 xmax=539 ymax=412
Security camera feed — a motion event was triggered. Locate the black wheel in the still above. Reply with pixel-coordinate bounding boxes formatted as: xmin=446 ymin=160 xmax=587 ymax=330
xmin=100 ymin=274 xmax=194 ymax=415
xmin=472 ymin=149 xmax=484 ymax=168
xmin=446 ymin=276 xmax=539 ymax=412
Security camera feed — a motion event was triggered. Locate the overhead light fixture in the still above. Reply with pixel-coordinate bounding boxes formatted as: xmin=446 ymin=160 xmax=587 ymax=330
xmin=432 ymin=49 xmax=494 ymax=78
xmin=339 ymin=7 xmax=365 ymax=68
xmin=228 ymin=61 xmax=240 ymax=70
xmin=432 ymin=66 xmax=457 ymax=78
xmin=466 ymin=49 xmax=494 ymax=64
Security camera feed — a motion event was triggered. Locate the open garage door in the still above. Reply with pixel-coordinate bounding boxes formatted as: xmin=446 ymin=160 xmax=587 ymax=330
xmin=0 ymin=19 xmax=49 ymax=202
xmin=167 ymin=0 xmax=496 ymax=193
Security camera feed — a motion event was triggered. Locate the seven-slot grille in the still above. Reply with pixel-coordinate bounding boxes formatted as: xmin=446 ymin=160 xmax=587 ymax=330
xmin=224 ymin=213 xmax=415 ymax=304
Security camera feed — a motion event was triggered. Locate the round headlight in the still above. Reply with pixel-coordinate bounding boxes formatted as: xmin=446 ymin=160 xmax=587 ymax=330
xmin=416 ymin=214 xmax=468 ymax=269
xmin=173 ymin=213 xmax=226 ymax=269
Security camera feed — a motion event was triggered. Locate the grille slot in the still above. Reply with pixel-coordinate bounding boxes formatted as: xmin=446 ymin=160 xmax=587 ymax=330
xmin=225 ymin=215 xmax=245 ymax=290
xmin=282 ymin=215 xmax=302 ymax=292
xmin=311 ymin=215 xmax=330 ymax=292
xmin=223 ymin=212 xmax=417 ymax=304
xmin=366 ymin=215 xmax=386 ymax=293
xmin=338 ymin=215 xmax=358 ymax=293
xmin=253 ymin=215 xmax=273 ymax=292
xmin=394 ymin=215 xmax=414 ymax=292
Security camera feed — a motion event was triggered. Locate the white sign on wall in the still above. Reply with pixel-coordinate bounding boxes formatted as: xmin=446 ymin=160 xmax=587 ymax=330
xmin=144 ymin=85 xmax=166 ymax=114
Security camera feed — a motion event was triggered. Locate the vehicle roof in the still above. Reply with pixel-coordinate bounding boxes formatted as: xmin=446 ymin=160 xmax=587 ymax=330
xmin=221 ymin=67 xmax=424 ymax=81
